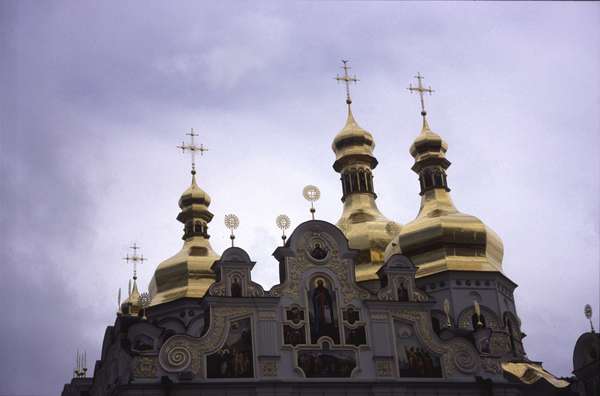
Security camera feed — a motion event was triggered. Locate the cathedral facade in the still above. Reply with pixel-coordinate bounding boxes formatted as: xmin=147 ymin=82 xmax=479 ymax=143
xmin=62 ymin=68 xmax=573 ymax=396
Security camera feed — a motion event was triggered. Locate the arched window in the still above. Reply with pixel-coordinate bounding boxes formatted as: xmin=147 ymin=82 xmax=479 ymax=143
xmin=366 ymin=172 xmax=374 ymax=193
xmin=348 ymin=171 xmax=355 ymax=192
xmin=433 ymin=170 xmax=444 ymax=187
xmin=359 ymin=170 xmax=367 ymax=192
xmin=344 ymin=173 xmax=351 ymax=195
xmin=423 ymin=169 xmax=433 ymax=189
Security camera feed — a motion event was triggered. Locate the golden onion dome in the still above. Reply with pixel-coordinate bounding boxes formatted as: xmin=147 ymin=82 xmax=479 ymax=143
xmin=332 ymin=108 xmax=378 ymax=172
xmin=149 ymin=175 xmax=219 ymax=305
xmin=384 ymin=120 xmax=503 ymax=278
xmin=179 ymin=176 xmax=211 ymax=207
xmin=332 ymin=106 xmax=401 ymax=284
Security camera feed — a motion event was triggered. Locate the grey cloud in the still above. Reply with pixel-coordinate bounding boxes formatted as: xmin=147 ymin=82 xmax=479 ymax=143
xmin=1 ymin=2 xmax=598 ymax=394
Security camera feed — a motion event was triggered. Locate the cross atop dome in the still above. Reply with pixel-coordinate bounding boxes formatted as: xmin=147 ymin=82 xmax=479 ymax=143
xmin=407 ymin=72 xmax=435 ymax=123
xmin=335 ymin=60 xmax=359 ymax=105
xmin=123 ymin=242 xmax=146 ymax=281
xmin=177 ymin=128 xmax=208 ymax=176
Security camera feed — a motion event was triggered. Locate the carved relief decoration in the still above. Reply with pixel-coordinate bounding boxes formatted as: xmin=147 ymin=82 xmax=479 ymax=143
xmin=490 ymin=332 xmax=512 ymax=355
xmin=270 ymin=231 xmax=369 ymax=305
xmin=132 ymin=356 xmax=158 ymax=378
xmin=208 ymin=270 xmax=265 ymax=298
xmin=481 ymin=357 xmax=503 ymax=374
xmin=159 ymin=306 xmax=255 ymax=378
xmin=260 ymin=359 xmax=279 ymax=377
xmin=391 ymin=310 xmax=482 ymax=377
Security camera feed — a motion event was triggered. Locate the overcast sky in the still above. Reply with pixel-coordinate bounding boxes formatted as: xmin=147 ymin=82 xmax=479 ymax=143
xmin=1 ymin=2 xmax=599 ymax=395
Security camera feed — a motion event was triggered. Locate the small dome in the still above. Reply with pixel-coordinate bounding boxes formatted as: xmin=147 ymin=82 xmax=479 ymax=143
xmin=332 ymin=108 xmax=378 ymax=172
xmin=220 ymin=246 xmax=251 ymax=263
xmin=149 ymin=175 xmax=220 ymax=305
xmin=178 ymin=175 xmax=211 ymax=208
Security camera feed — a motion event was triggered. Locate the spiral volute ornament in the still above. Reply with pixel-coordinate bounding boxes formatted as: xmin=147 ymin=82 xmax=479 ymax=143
xmin=453 ymin=347 xmax=478 ymax=374
xmin=159 ymin=343 xmax=192 ymax=372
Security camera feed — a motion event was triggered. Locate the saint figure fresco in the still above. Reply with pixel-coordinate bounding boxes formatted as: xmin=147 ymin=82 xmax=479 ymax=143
xmin=308 ymin=277 xmax=339 ymax=343
xmin=395 ymin=321 xmax=442 ymax=378
xmin=206 ymin=318 xmax=254 ymax=378
xmin=310 ymin=243 xmax=328 ymax=260
xmin=230 ymin=276 xmax=242 ymax=297
xmin=297 ymin=343 xmax=356 ymax=378
xmin=284 ymin=325 xmax=306 ymax=346
xmin=397 ymin=281 xmax=409 ymax=302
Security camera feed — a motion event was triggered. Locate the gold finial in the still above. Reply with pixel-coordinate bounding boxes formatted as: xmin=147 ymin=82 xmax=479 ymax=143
xmin=585 ymin=304 xmax=595 ymax=333
xmin=407 ymin=72 xmax=435 ymax=125
xmin=123 ymin=242 xmax=147 ymax=282
xmin=224 ymin=214 xmax=240 ymax=247
xmin=276 ymin=214 xmax=291 ymax=245
xmin=335 ymin=60 xmax=359 ymax=106
xmin=473 ymin=300 xmax=483 ymax=328
xmin=138 ymin=292 xmax=152 ymax=320
xmin=177 ymin=128 xmax=208 ymax=176
xmin=303 ymin=185 xmax=321 ymax=220
xmin=443 ymin=298 xmax=452 ymax=328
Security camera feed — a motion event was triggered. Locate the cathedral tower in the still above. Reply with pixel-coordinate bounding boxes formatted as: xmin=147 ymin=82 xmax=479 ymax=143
xmin=331 ymin=61 xmax=400 ymax=286
xmin=385 ymin=74 xmax=524 ymax=357
xmin=148 ymin=130 xmax=220 ymax=305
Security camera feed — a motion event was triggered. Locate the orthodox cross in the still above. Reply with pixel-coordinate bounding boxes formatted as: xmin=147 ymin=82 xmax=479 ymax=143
xmin=407 ymin=72 xmax=435 ymax=117
xmin=335 ymin=60 xmax=359 ymax=105
xmin=123 ymin=242 xmax=146 ymax=281
xmin=177 ymin=128 xmax=208 ymax=176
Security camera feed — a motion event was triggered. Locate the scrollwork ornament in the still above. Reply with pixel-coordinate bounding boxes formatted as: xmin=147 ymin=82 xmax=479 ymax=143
xmin=481 ymin=357 xmax=502 ymax=374
xmin=161 ymin=344 xmax=192 ymax=372
xmin=159 ymin=306 xmax=255 ymax=377
xmin=377 ymin=286 xmax=395 ymax=301
xmin=453 ymin=348 xmax=478 ymax=374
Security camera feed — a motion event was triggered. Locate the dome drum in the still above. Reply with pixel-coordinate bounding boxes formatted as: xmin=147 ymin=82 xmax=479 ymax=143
xmin=333 ymin=153 xmax=378 ymax=172
xmin=177 ymin=205 xmax=214 ymax=224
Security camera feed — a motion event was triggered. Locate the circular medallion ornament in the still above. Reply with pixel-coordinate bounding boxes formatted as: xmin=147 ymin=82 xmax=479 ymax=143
xmin=584 ymin=304 xmax=592 ymax=320
xmin=138 ymin=292 xmax=152 ymax=308
xmin=224 ymin=214 xmax=240 ymax=230
xmin=276 ymin=214 xmax=291 ymax=231
xmin=302 ymin=185 xmax=321 ymax=202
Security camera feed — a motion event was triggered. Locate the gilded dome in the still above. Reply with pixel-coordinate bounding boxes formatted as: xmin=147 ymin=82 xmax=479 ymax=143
xmin=384 ymin=188 xmax=504 ymax=277
xmin=149 ymin=175 xmax=219 ymax=305
xmin=148 ymin=236 xmax=219 ymax=304
xmin=179 ymin=176 xmax=211 ymax=207
xmin=385 ymin=120 xmax=503 ymax=278
xmin=332 ymin=106 xmax=401 ymax=284
xmin=338 ymin=196 xmax=401 ymax=282
xmin=332 ymin=108 xmax=378 ymax=172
